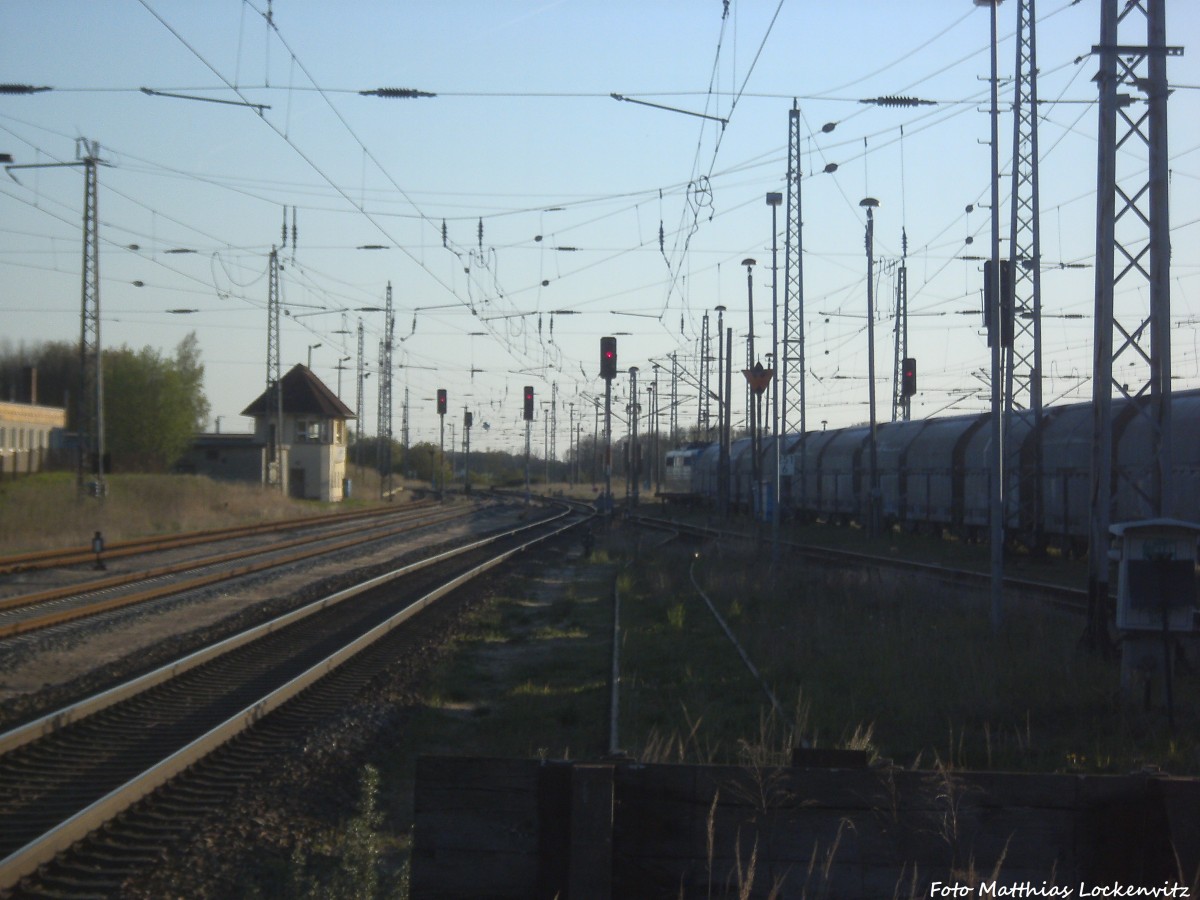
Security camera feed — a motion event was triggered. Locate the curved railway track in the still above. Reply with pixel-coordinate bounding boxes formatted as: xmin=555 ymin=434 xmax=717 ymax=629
xmin=0 ymin=501 xmax=588 ymax=895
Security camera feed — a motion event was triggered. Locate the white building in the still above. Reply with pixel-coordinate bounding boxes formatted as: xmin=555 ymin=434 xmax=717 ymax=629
xmin=240 ymin=364 xmax=356 ymax=502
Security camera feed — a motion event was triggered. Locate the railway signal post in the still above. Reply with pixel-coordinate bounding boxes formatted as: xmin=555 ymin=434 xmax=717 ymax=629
xmin=437 ymin=389 xmax=447 ymax=500
xmin=463 ymin=409 xmax=473 ymax=494
xmin=524 ymin=386 xmax=534 ymax=506
xmin=600 ymin=337 xmax=617 ymax=516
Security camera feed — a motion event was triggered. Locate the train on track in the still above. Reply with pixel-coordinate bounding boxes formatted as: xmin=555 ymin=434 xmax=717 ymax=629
xmin=662 ymin=389 xmax=1200 ymax=553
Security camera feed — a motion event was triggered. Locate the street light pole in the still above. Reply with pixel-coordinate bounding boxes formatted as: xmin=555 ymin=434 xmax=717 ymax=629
xmin=977 ymin=0 xmax=1007 ymax=631
xmin=336 ymin=355 xmax=351 ymax=397
xmin=741 ymin=259 xmax=759 ymax=505
xmin=862 ymin=197 xmax=881 ymax=540
xmin=652 ymin=363 xmax=661 ymax=495
xmin=767 ymin=192 xmax=783 ymax=558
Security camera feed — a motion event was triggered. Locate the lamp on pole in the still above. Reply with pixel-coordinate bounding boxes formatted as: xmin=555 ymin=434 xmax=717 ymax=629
xmin=861 ymin=197 xmax=882 ymax=539
xmin=741 ymin=259 xmax=758 ymax=500
xmin=767 ymin=191 xmax=783 ymax=556
xmin=307 ymin=342 xmax=322 ymax=368
xmin=651 ymin=363 xmax=661 ymax=494
xmin=335 ymin=355 xmax=351 ymax=396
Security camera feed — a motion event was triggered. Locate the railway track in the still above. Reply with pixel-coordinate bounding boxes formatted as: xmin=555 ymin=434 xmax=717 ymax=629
xmin=0 ymin=502 xmax=475 ymax=638
xmin=0 ymin=501 xmax=437 ymax=577
xmin=625 ymin=511 xmax=1091 ymax=614
xmin=0 ymin=501 xmax=587 ymax=895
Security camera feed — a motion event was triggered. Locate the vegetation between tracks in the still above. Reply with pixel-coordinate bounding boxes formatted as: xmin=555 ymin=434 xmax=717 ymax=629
xmin=618 ymin=534 xmax=1200 ymax=775
xmin=18 ymin=480 xmax=1195 ymax=896
xmin=267 ymin=521 xmax=1199 ymax=898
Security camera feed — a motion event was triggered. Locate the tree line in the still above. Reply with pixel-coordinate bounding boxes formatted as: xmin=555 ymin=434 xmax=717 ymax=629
xmin=0 ymin=333 xmax=210 ymax=473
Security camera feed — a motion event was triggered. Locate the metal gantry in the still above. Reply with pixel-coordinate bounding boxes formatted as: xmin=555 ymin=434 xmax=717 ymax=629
xmin=1005 ymin=0 xmax=1046 ymax=549
xmin=7 ymin=140 xmax=108 ymax=497
xmin=698 ymin=312 xmax=711 ymax=437
xmin=267 ymin=246 xmax=283 ymax=492
xmin=355 ymin=319 xmax=365 ymax=458
xmin=1087 ymin=0 xmax=1178 ymax=644
xmin=669 ymin=352 xmax=679 ymax=446
xmin=77 ymin=141 xmax=104 ymax=497
xmin=550 ymin=381 xmax=558 ymax=462
xmin=378 ymin=283 xmax=395 ymax=500
xmin=782 ymin=103 xmax=807 ymax=506
xmin=891 ymin=232 xmax=910 ymax=423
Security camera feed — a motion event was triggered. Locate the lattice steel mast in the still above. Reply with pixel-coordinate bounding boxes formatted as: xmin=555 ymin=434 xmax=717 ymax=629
xmin=378 ymin=283 xmax=394 ymax=500
xmin=1005 ymin=0 xmax=1046 ymax=549
xmin=76 ymin=141 xmax=105 ymax=497
xmin=550 ymin=381 xmax=558 ymax=461
xmin=891 ymin=232 xmax=910 ymax=422
xmin=1087 ymin=0 xmax=1177 ymax=645
xmin=267 ymin=245 xmax=282 ymax=492
xmin=670 ymin=352 xmax=679 ymax=445
xmin=11 ymin=141 xmax=108 ymax=495
xmin=698 ymin=312 xmax=711 ymax=437
xmin=355 ymin=319 xmax=365 ymax=461
xmin=783 ymin=103 xmax=807 ymax=506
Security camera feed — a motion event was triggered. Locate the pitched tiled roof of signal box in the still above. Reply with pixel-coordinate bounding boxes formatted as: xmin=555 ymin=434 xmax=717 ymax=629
xmin=240 ymin=364 xmax=355 ymax=419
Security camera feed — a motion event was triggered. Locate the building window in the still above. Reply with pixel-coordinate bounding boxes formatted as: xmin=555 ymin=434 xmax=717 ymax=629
xmin=295 ymin=420 xmax=322 ymax=443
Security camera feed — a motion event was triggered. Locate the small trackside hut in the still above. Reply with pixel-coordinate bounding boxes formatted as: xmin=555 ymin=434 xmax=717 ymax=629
xmin=240 ymin=364 xmax=355 ymax=502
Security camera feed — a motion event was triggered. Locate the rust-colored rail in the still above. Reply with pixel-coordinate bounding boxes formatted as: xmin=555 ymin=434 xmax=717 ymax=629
xmin=0 ymin=505 xmax=473 ymax=638
xmin=0 ymin=500 xmax=435 ymax=575
xmin=0 ymin=504 xmax=584 ymax=894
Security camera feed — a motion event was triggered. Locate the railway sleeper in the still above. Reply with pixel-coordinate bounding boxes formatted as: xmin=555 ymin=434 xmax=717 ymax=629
xmin=73 ymin=841 xmax=166 ymax=865
xmin=23 ymin=868 xmax=126 ymax=896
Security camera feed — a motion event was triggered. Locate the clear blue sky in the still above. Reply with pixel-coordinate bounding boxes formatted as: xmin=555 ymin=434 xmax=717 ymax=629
xmin=3 ymin=1 xmax=1198 ymax=452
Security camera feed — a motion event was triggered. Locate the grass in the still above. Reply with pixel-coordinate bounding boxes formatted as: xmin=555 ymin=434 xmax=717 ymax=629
xmin=617 ymin=537 xmax=1200 ymax=775
xmin=8 ymin=476 xmax=1196 ymax=891
xmin=0 ymin=466 xmax=402 ymax=553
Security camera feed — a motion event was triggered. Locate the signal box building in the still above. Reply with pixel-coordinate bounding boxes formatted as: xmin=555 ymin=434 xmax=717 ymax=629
xmin=239 ymin=364 xmax=355 ymax=502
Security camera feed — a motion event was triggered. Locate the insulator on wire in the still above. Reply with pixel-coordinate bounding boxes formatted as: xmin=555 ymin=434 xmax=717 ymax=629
xmin=291 ymin=207 xmax=297 ymax=250
xmin=659 ymin=222 xmax=664 ymax=253
xmin=281 ymin=208 xmax=288 ymax=245
xmin=442 ymin=220 xmax=448 ymax=248
xmin=478 ymin=218 xmax=483 ymax=249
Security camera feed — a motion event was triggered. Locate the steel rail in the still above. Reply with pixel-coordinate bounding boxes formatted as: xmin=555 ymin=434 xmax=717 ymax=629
xmin=0 ymin=500 xmax=437 ymax=575
xmin=0 ymin=503 xmax=581 ymax=890
xmin=0 ymin=506 xmax=474 ymax=638
xmin=626 ymin=513 xmax=1089 ymax=613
